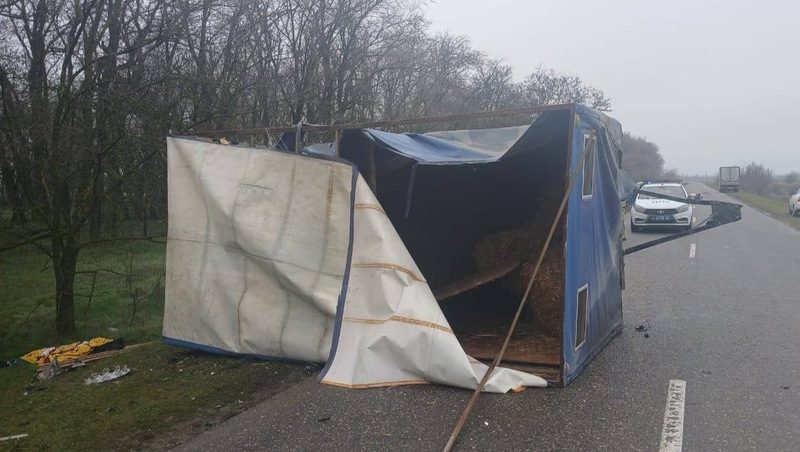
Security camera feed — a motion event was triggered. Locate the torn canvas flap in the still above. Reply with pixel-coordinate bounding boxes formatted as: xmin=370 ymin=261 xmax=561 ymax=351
xmin=318 ymin=176 xmax=546 ymax=392
xmin=164 ymin=137 xmax=545 ymax=392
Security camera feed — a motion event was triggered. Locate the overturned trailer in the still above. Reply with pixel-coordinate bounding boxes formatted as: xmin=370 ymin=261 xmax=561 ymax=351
xmin=164 ymin=105 xmax=644 ymax=390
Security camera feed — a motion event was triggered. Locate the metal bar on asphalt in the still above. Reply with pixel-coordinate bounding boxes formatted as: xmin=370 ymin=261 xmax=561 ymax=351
xmin=442 ymin=121 xmax=586 ymax=452
xmin=624 ymin=189 xmax=743 ymax=255
xmin=624 ymin=222 xmax=717 ymax=255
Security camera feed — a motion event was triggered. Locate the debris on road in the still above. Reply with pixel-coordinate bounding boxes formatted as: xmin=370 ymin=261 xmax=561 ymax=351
xmin=22 ymin=337 xmax=125 ymax=366
xmin=31 ymin=341 xmax=153 ymax=380
xmin=37 ymin=348 xmax=128 ymax=380
xmin=37 ymin=360 xmax=64 ymax=380
xmin=0 ymin=434 xmax=28 ymax=442
xmin=85 ymin=365 xmax=132 ymax=385
xmin=635 ymin=321 xmax=650 ymax=338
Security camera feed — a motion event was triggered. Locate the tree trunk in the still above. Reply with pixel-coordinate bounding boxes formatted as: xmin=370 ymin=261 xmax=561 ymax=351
xmin=53 ymin=238 xmax=79 ymax=334
xmin=141 ymin=210 xmax=149 ymax=237
xmin=0 ymin=157 xmax=26 ymax=228
xmin=141 ymin=174 xmax=149 ymax=237
xmin=88 ymin=166 xmax=103 ymax=240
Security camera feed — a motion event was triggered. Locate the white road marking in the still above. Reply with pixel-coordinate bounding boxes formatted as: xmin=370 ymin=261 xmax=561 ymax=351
xmin=659 ymin=379 xmax=687 ymax=452
xmin=689 ymin=243 xmax=696 ymax=259
xmin=692 ymin=216 xmax=696 ymax=224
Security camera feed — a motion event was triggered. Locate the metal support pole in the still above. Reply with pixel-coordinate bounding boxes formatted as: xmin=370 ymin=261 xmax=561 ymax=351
xmin=294 ymin=122 xmax=302 ymax=153
xmin=442 ymin=143 xmax=589 ymax=452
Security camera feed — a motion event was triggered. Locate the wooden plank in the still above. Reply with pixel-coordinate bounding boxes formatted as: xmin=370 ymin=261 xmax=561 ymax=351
xmin=433 ymin=260 xmax=522 ymax=301
xmin=36 ymin=341 xmax=153 ymax=370
xmin=450 ymin=312 xmax=562 ymax=366
xmin=460 ymin=334 xmax=561 ymax=366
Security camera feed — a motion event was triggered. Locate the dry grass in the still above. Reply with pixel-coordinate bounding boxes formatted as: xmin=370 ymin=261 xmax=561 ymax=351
xmin=0 ymin=238 xmax=310 ymax=451
xmin=730 ymin=191 xmax=800 ymax=231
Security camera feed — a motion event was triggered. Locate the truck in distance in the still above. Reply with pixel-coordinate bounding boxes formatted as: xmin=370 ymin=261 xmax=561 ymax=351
xmin=719 ymin=166 xmax=741 ymax=193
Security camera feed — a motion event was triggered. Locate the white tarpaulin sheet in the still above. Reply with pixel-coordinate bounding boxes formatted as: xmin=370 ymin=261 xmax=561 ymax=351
xmin=164 ymin=137 xmax=545 ymax=392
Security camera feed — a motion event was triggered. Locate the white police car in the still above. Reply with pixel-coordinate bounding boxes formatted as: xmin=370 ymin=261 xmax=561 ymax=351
xmin=630 ymin=182 xmax=693 ymax=232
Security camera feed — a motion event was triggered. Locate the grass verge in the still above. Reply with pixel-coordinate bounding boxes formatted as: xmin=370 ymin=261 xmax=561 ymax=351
xmin=729 ymin=191 xmax=800 ymax=231
xmin=0 ymin=343 xmax=309 ymax=451
xmin=1 ymin=238 xmax=167 ymax=359
xmin=0 ymin=236 xmax=310 ymax=450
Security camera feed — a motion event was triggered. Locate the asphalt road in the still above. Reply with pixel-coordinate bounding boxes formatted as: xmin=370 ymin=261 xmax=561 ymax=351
xmin=176 ymin=182 xmax=800 ymax=452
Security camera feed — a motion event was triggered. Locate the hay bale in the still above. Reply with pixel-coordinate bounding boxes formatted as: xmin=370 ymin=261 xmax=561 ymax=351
xmin=517 ymin=252 xmax=563 ymax=336
xmin=471 ymin=199 xmax=561 ymax=272
xmin=469 ymin=200 xmax=564 ymax=336
xmin=471 ymin=221 xmax=563 ymax=336
xmin=472 ymin=221 xmax=543 ymax=271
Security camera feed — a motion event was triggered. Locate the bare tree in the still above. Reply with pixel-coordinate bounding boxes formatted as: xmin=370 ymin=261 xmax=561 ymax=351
xmin=621 ymin=133 xmax=665 ymax=182
xmin=741 ymin=162 xmax=774 ymax=195
xmin=0 ymin=0 xmax=166 ymax=333
xmin=1 ymin=0 xmax=620 ymax=335
xmin=521 ymin=66 xmax=612 ymax=111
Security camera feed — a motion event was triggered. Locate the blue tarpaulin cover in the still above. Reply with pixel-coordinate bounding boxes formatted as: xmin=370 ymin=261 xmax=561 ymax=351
xmin=336 ymin=104 xmax=629 ymax=385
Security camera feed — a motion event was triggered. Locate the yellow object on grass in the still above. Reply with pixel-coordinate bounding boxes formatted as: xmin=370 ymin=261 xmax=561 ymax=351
xmin=21 ymin=337 xmax=114 ymax=365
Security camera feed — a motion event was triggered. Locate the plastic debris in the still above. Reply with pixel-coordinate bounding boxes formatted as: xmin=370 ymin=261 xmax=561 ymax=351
xmin=634 ymin=321 xmax=650 ymax=338
xmin=37 ymin=361 xmax=64 ymax=381
xmin=0 ymin=434 xmax=28 ymax=442
xmin=85 ymin=365 xmax=131 ymax=385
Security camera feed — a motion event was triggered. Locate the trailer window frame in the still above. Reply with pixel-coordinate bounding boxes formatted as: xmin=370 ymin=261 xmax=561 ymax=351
xmin=582 ymin=132 xmax=595 ymax=200
xmin=575 ymin=283 xmax=589 ymax=350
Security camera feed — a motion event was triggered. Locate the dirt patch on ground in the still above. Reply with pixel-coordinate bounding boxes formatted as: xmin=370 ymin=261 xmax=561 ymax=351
xmin=145 ymin=367 xmax=314 ymax=451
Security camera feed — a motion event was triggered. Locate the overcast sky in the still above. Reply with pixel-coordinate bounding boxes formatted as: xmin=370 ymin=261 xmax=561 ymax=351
xmin=424 ymin=0 xmax=800 ymax=175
